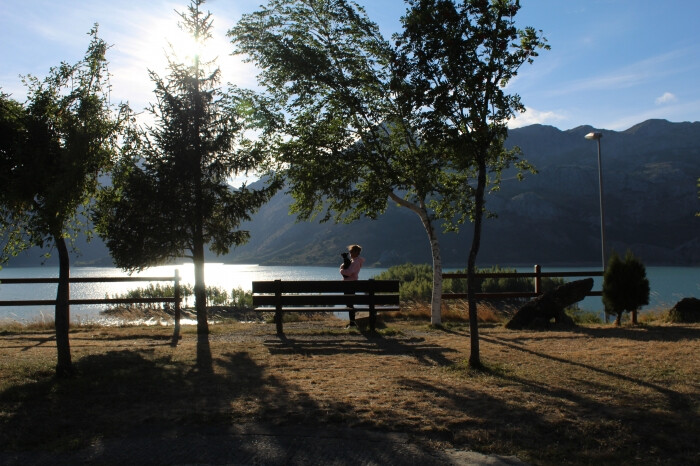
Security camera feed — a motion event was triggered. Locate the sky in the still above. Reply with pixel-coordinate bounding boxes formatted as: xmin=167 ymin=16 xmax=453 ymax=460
xmin=1 ymin=0 xmax=699 ymax=132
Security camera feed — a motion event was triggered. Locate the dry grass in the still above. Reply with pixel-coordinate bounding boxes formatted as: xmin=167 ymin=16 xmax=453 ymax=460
xmin=0 ymin=312 xmax=698 ymax=465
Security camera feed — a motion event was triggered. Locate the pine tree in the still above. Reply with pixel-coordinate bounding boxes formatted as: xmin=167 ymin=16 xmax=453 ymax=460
xmin=602 ymin=250 xmax=650 ymax=326
xmin=95 ymin=0 xmax=279 ymax=338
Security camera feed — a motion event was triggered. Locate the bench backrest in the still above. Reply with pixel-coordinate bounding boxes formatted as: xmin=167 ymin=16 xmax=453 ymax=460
xmin=252 ymin=279 xmax=399 ymax=308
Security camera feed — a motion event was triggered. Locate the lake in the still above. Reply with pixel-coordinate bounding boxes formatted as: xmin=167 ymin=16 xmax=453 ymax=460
xmin=0 ymin=263 xmax=698 ymax=323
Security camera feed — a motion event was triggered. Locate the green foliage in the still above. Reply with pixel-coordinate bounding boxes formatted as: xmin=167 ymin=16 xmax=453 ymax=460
xmin=230 ymin=287 xmax=253 ymax=309
xmin=565 ymin=308 xmax=602 ymax=325
xmin=106 ymin=284 xmax=253 ymax=310
xmin=95 ymin=1 xmax=279 ymax=271
xmin=94 ymin=1 xmax=279 ymax=333
xmin=602 ymin=250 xmax=650 ymax=324
xmin=375 ymin=263 xmax=565 ymax=303
xmin=0 ymin=26 xmax=126 ymax=376
xmin=0 ymin=26 xmax=125 ymax=261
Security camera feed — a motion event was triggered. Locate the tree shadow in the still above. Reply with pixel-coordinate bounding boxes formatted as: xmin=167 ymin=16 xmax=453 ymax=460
xmin=0 ymin=332 xmax=458 ymax=465
xmin=574 ymin=324 xmax=700 ymax=342
xmin=266 ymin=332 xmax=456 ymax=367
xmin=479 ymin=333 xmax=694 ymax=411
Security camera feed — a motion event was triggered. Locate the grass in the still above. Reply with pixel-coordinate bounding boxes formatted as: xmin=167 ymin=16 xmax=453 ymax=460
xmin=0 ymin=309 xmax=698 ymax=465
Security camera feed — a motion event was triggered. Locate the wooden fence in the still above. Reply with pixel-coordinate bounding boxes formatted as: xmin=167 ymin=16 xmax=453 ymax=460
xmin=0 ymin=271 xmax=183 ymax=327
xmin=442 ymin=265 xmax=604 ymax=300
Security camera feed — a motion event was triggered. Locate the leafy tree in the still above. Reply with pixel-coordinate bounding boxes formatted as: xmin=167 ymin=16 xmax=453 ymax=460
xmin=230 ymin=0 xmax=492 ymax=325
xmin=602 ymin=250 xmax=650 ymax=326
xmin=94 ymin=0 xmax=279 ymax=336
xmin=392 ymin=0 xmax=547 ymax=367
xmin=0 ymin=27 xmax=125 ymax=376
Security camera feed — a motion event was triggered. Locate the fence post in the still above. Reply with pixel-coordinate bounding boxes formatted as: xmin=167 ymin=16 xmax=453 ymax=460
xmin=368 ymin=279 xmax=377 ymax=331
xmin=274 ymin=279 xmax=283 ymax=334
xmin=171 ymin=269 xmax=181 ymax=346
xmin=534 ymin=264 xmax=542 ymax=295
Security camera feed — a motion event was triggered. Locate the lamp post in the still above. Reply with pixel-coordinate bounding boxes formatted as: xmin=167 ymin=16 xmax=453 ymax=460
xmin=585 ymin=131 xmax=606 ymax=270
xmin=585 ymin=131 xmax=608 ymax=323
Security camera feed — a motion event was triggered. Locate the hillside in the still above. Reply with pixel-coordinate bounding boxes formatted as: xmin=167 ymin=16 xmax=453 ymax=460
xmin=6 ymin=119 xmax=699 ymax=268
xmin=225 ymin=119 xmax=700 ymax=267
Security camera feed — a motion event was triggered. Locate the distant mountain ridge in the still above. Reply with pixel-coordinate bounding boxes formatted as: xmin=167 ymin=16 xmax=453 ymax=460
xmin=6 ymin=119 xmax=699 ymax=268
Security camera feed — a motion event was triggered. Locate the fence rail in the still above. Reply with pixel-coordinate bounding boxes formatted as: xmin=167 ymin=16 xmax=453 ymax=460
xmin=0 ymin=273 xmax=182 ymax=309
xmin=442 ymin=265 xmax=604 ymax=300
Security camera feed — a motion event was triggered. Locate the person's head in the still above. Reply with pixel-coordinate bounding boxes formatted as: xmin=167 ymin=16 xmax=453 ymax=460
xmin=348 ymin=244 xmax=362 ymax=258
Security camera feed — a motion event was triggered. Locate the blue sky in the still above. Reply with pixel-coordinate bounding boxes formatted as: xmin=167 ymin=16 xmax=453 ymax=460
xmin=1 ymin=0 xmax=698 ymax=131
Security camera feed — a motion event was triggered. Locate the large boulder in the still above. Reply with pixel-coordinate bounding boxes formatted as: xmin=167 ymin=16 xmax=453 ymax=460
xmin=505 ymin=278 xmax=594 ymax=330
xmin=668 ymin=297 xmax=700 ymax=323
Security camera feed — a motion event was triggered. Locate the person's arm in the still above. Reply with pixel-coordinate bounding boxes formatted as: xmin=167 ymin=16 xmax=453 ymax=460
xmin=343 ymin=257 xmax=364 ymax=279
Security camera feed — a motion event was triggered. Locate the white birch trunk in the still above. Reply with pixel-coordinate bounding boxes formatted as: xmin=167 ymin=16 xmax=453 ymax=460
xmin=389 ymin=192 xmax=443 ymax=325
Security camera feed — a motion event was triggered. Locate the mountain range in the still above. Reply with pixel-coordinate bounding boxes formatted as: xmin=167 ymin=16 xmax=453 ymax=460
xmin=6 ymin=119 xmax=699 ymax=268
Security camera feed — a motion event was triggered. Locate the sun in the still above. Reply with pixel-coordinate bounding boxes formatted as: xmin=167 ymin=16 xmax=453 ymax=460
xmin=163 ymin=24 xmax=204 ymax=64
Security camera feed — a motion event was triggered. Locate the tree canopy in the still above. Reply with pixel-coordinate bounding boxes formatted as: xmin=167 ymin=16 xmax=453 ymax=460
xmin=230 ymin=0 xmax=480 ymax=324
xmin=603 ymin=250 xmax=650 ymax=326
xmin=95 ymin=0 xmax=280 ymax=336
xmin=0 ymin=26 xmax=125 ymax=376
xmin=230 ymin=0 xmax=547 ymax=365
xmin=393 ymin=0 xmax=547 ymax=366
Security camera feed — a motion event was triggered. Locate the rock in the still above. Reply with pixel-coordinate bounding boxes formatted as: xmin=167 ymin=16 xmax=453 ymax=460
xmin=505 ymin=278 xmax=594 ymax=330
xmin=668 ymin=297 xmax=700 ymax=323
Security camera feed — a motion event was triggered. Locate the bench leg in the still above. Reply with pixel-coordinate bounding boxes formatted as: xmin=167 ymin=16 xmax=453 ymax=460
xmin=275 ymin=311 xmax=283 ymax=334
xmin=369 ymin=310 xmax=376 ymax=331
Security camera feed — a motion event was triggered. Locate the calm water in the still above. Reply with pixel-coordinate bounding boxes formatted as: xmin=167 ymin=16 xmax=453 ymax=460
xmin=0 ymin=263 xmax=697 ymax=323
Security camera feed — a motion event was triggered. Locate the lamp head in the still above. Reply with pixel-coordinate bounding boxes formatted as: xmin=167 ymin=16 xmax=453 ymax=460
xmin=585 ymin=132 xmax=602 ymax=140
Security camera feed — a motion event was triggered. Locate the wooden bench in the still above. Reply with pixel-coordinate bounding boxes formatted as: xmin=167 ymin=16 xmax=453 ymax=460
xmin=252 ymin=279 xmax=400 ymax=334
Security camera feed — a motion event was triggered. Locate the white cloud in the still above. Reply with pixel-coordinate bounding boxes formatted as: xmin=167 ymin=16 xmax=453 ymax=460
xmin=549 ymin=48 xmax=691 ymax=96
xmin=655 ymin=92 xmax=677 ymax=105
xmin=604 ymin=98 xmax=700 ymax=130
xmin=508 ymin=107 xmax=567 ymax=128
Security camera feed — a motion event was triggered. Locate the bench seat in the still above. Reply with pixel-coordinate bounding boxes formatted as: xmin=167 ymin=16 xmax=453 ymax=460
xmin=252 ymin=279 xmax=400 ymax=333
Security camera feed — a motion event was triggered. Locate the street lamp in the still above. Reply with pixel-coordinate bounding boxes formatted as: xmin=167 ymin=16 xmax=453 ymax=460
xmin=585 ymin=131 xmax=607 ymax=271
xmin=585 ymin=131 xmax=608 ymax=323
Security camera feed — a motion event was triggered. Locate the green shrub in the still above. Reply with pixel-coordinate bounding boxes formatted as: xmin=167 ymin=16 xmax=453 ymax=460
xmin=206 ymin=286 xmax=229 ymax=306
xmin=230 ymin=287 xmax=253 ymax=309
xmin=603 ymin=250 xmax=650 ymax=326
xmin=566 ymin=308 xmax=602 ymax=324
xmin=106 ymin=283 xmax=253 ymax=310
xmin=375 ymin=263 xmax=566 ymax=303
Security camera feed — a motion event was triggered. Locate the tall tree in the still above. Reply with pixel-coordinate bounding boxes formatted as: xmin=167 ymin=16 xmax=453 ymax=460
xmin=95 ymin=0 xmax=279 ymax=336
xmin=230 ymin=0 xmax=471 ymax=324
xmin=0 ymin=27 xmax=125 ymax=376
xmin=393 ymin=0 xmax=547 ymax=367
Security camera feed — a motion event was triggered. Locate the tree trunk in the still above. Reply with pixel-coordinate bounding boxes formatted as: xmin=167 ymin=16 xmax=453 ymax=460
xmin=54 ymin=235 xmax=74 ymax=377
xmin=193 ymin=239 xmax=209 ymax=335
xmin=631 ymin=309 xmax=638 ymax=325
xmin=614 ymin=313 xmax=622 ymax=326
xmin=467 ymin=160 xmax=487 ymax=369
xmin=389 ymin=192 xmax=443 ymax=325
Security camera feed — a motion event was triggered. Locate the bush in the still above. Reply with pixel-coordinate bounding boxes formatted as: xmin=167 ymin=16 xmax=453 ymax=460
xmin=603 ymin=250 xmax=650 ymax=326
xmin=375 ymin=263 xmax=566 ymax=304
xmin=106 ymin=284 xmax=253 ymax=310
xmin=566 ymin=308 xmax=602 ymax=325
xmin=230 ymin=287 xmax=253 ymax=309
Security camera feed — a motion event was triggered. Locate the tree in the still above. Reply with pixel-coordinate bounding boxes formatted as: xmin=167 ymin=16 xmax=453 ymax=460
xmin=602 ymin=250 xmax=650 ymax=326
xmin=94 ymin=0 xmax=279 ymax=337
xmin=392 ymin=0 xmax=547 ymax=367
xmin=230 ymin=0 xmax=484 ymax=325
xmin=0 ymin=27 xmax=125 ymax=376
